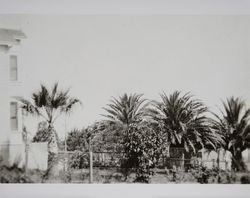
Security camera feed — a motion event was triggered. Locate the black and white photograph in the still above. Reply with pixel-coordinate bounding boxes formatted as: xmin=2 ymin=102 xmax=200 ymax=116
xmin=0 ymin=0 xmax=250 ymax=197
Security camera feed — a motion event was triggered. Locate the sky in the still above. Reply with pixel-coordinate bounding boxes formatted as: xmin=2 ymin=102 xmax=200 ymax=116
xmin=1 ymin=15 xmax=250 ymax=139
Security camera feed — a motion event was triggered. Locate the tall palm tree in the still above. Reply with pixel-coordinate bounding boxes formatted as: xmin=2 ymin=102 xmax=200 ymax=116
xmin=146 ymin=91 xmax=223 ymax=155
xmin=211 ymin=97 xmax=250 ymax=171
xmin=17 ymin=83 xmax=81 ymax=154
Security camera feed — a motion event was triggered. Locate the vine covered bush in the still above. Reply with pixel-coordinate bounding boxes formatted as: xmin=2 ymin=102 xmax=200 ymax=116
xmin=69 ymin=151 xmax=88 ymax=169
xmin=121 ymin=122 xmax=167 ymax=183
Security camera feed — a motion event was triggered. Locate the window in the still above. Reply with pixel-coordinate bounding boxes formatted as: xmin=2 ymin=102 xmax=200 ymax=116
xmin=10 ymin=55 xmax=18 ymax=81
xmin=10 ymin=102 xmax=18 ymax=131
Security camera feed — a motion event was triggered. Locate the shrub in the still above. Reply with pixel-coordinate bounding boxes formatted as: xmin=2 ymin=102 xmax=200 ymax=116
xmin=66 ymin=129 xmax=88 ymax=152
xmin=0 ymin=162 xmax=33 ymax=183
xmin=190 ymin=166 xmax=235 ymax=184
xmin=69 ymin=151 xmax=88 ymax=169
xmin=191 ymin=166 xmax=210 ymax=183
xmin=121 ymin=123 xmax=163 ymax=183
xmin=241 ymin=175 xmax=250 ymax=184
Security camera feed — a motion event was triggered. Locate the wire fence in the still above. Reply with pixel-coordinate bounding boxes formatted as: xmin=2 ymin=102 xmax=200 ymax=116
xmin=46 ymin=149 xmax=249 ymax=183
xmin=1 ymin=144 xmax=250 ymax=183
xmin=60 ymin=150 xmax=232 ymax=169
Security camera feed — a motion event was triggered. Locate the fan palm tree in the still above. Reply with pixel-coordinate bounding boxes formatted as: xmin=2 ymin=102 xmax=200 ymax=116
xmin=211 ymin=97 xmax=250 ymax=171
xmin=146 ymin=91 xmax=223 ymax=155
xmin=17 ymin=83 xmax=81 ymax=154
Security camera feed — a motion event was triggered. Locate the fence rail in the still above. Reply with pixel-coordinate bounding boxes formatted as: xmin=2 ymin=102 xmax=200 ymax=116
xmin=2 ymin=146 xmax=250 ymax=183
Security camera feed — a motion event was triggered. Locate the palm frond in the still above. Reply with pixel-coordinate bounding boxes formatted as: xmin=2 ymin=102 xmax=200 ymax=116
xmin=102 ymin=93 xmax=147 ymax=126
xmin=17 ymin=83 xmax=81 ymax=125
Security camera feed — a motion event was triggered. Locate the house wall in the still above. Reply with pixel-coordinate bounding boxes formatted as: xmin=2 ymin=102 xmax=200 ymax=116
xmin=0 ymin=45 xmax=24 ymax=145
xmin=0 ymin=29 xmax=48 ymax=171
xmin=0 ymin=52 xmax=10 ymax=144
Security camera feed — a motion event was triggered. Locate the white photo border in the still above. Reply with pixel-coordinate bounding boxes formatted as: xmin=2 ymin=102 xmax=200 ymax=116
xmin=0 ymin=0 xmax=250 ymax=198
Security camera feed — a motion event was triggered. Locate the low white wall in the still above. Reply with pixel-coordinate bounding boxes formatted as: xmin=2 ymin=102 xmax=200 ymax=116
xmin=0 ymin=144 xmax=10 ymax=165
xmin=201 ymin=149 xmax=232 ymax=170
xmin=8 ymin=143 xmax=25 ymax=167
xmin=201 ymin=148 xmax=250 ymax=171
xmin=27 ymin=142 xmax=48 ymax=170
xmin=8 ymin=142 xmax=48 ymax=170
xmin=242 ymin=148 xmax=250 ymax=171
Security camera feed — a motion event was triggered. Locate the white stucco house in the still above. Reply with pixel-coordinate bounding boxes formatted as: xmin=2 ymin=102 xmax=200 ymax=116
xmin=0 ymin=28 xmax=48 ymax=170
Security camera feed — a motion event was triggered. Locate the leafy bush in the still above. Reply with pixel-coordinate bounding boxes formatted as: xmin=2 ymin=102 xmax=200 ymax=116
xmin=66 ymin=129 xmax=88 ymax=151
xmin=0 ymin=162 xmax=33 ymax=183
xmin=69 ymin=151 xmax=88 ymax=169
xmin=33 ymin=122 xmax=59 ymax=154
xmin=240 ymin=175 xmax=250 ymax=184
xmin=190 ymin=166 xmax=235 ymax=184
xmin=121 ymin=123 xmax=165 ymax=183
xmin=66 ymin=122 xmax=122 ymax=153
xmin=191 ymin=166 xmax=210 ymax=183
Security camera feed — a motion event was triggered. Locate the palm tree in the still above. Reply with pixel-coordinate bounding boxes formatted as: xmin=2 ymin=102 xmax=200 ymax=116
xmin=146 ymin=91 xmax=223 ymax=156
xmin=102 ymin=93 xmax=150 ymax=180
xmin=17 ymin=83 xmax=81 ymax=155
xmin=102 ymin=93 xmax=147 ymax=157
xmin=102 ymin=93 xmax=148 ymax=133
xmin=211 ymin=97 xmax=250 ymax=171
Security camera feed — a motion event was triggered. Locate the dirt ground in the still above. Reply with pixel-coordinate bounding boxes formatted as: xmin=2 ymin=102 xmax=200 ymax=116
xmin=40 ymin=167 xmax=250 ymax=184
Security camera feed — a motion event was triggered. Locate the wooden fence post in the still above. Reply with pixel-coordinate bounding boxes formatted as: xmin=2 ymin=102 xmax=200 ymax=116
xmin=89 ymin=146 xmax=93 ymax=183
xmin=25 ymin=142 xmax=29 ymax=174
xmin=217 ymin=149 xmax=220 ymax=169
xmin=23 ymin=127 xmax=29 ymax=174
xmin=182 ymin=152 xmax=185 ymax=170
xmin=212 ymin=159 xmax=215 ymax=168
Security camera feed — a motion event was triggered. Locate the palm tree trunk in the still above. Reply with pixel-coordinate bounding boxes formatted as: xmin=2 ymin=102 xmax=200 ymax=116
xmin=43 ymin=125 xmax=59 ymax=182
xmin=89 ymin=142 xmax=93 ymax=183
xmin=231 ymin=148 xmax=245 ymax=171
xmin=217 ymin=148 xmax=220 ymax=169
xmin=47 ymin=124 xmax=59 ymax=155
